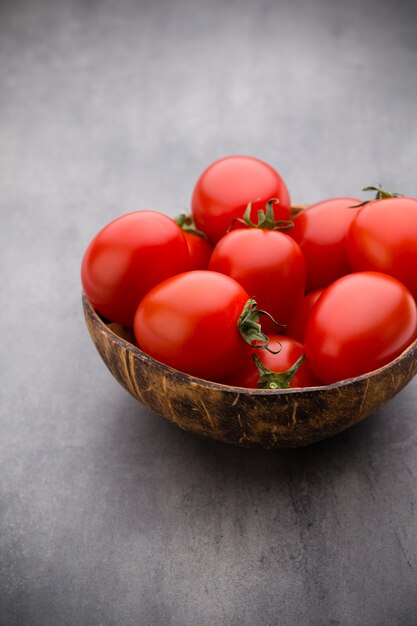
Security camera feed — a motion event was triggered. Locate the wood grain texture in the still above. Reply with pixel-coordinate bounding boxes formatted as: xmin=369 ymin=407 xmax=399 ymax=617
xmin=83 ymin=293 xmax=417 ymax=448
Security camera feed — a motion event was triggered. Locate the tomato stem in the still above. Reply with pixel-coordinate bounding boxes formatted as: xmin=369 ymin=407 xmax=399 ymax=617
xmin=238 ymin=298 xmax=285 ymax=353
xmin=175 ymin=213 xmax=209 ymax=239
xmin=253 ymin=353 xmax=306 ymax=389
xmin=228 ymin=199 xmax=294 ymax=232
xmin=350 ymin=184 xmax=403 ymax=208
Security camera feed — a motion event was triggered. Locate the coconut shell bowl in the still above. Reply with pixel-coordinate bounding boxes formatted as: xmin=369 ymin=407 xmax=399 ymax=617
xmin=82 ymin=291 xmax=417 ymax=449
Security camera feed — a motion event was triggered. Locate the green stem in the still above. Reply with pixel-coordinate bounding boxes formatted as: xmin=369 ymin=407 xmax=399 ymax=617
xmin=253 ymin=353 xmax=306 ymax=389
xmin=228 ymin=199 xmax=294 ymax=232
xmin=237 ymin=299 xmax=285 ymax=353
xmin=351 ymin=184 xmax=403 ymax=208
xmin=175 ymin=213 xmax=209 ymax=239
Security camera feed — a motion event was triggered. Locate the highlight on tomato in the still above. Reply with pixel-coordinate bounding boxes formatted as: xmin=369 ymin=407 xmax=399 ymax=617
xmin=304 ymin=271 xmax=417 ymax=385
xmin=346 ymin=185 xmax=417 ymax=300
xmin=133 ymin=271 xmax=277 ymax=381
xmin=191 ymin=155 xmax=291 ymax=244
xmin=209 ymin=200 xmax=305 ymax=332
xmin=81 ymin=210 xmax=190 ymax=326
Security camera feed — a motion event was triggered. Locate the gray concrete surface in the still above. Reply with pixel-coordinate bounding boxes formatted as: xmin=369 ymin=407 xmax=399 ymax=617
xmin=1 ymin=0 xmax=417 ymax=624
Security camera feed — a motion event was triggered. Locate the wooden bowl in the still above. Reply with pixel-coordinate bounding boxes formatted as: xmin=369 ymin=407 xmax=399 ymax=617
xmin=82 ymin=293 xmax=417 ymax=448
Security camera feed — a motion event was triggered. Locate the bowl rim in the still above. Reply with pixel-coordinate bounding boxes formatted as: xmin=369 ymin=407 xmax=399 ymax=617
xmin=83 ymin=292 xmax=417 ymax=396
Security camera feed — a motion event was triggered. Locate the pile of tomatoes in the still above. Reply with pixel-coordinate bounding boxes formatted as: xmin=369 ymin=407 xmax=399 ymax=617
xmin=81 ymin=156 xmax=417 ymax=389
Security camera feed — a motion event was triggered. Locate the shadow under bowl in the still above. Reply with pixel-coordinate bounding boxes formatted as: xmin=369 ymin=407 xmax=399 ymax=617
xmin=82 ymin=293 xmax=417 ymax=448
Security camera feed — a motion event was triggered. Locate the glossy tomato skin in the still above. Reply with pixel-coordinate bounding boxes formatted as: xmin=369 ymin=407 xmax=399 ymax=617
xmin=81 ymin=211 xmax=190 ymax=326
xmin=134 ymin=271 xmax=253 ymax=381
xmin=285 ymin=288 xmax=324 ymax=343
xmin=183 ymin=231 xmax=213 ymax=270
xmin=289 ymin=197 xmax=361 ymax=292
xmin=221 ymin=335 xmax=320 ymax=389
xmin=209 ymin=229 xmax=305 ymax=332
xmin=346 ymin=197 xmax=417 ymax=300
xmin=304 ymin=272 xmax=417 ymax=385
xmin=192 ymin=156 xmax=291 ymax=244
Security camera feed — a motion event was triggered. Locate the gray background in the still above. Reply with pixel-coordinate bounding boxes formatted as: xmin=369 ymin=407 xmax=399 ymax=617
xmin=1 ymin=0 xmax=417 ymax=624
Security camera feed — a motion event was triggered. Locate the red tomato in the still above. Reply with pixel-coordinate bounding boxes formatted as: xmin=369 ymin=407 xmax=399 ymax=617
xmin=304 ymin=272 xmax=417 ymax=384
xmin=209 ymin=228 xmax=305 ymax=332
xmin=81 ymin=211 xmax=190 ymax=325
xmin=289 ymin=197 xmax=361 ymax=291
xmin=175 ymin=214 xmax=213 ymax=270
xmin=285 ymin=288 xmax=324 ymax=343
xmin=221 ymin=335 xmax=320 ymax=389
xmin=192 ymin=156 xmax=291 ymax=244
xmin=346 ymin=197 xmax=417 ymax=300
xmin=134 ymin=271 xmax=265 ymax=381
xmin=183 ymin=231 xmax=213 ymax=270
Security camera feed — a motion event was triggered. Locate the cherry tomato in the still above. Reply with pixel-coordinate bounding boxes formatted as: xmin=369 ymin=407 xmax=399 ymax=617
xmin=289 ymin=197 xmax=361 ymax=291
xmin=175 ymin=214 xmax=213 ymax=270
xmin=346 ymin=196 xmax=417 ymax=300
xmin=183 ymin=231 xmax=213 ymax=269
xmin=134 ymin=271 xmax=265 ymax=381
xmin=304 ymin=272 xmax=417 ymax=384
xmin=81 ymin=211 xmax=190 ymax=325
xmin=221 ymin=335 xmax=320 ymax=389
xmin=209 ymin=228 xmax=305 ymax=332
xmin=285 ymin=288 xmax=324 ymax=343
xmin=192 ymin=156 xmax=291 ymax=244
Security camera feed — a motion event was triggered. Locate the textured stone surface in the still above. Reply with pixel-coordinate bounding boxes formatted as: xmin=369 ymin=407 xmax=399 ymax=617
xmin=1 ymin=0 xmax=417 ymax=624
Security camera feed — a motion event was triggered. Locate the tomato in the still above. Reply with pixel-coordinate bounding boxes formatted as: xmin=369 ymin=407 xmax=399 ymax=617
xmin=304 ymin=272 xmax=417 ymax=384
xmin=134 ymin=271 xmax=271 ymax=381
xmin=209 ymin=228 xmax=305 ymax=332
xmin=221 ymin=335 xmax=320 ymax=389
xmin=346 ymin=196 xmax=417 ymax=300
xmin=289 ymin=197 xmax=361 ymax=291
xmin=192 ymin=156 xmax=291 ymax=244
xmin=81 ymin=211 xmax=190 ymax=325
xmin=183 ymin=231 xmax=213 ymax=270
xmin=175 ymin=214 xmax=213 ymax=270
xmin=285 ymin=288 xmax=324 ymax=343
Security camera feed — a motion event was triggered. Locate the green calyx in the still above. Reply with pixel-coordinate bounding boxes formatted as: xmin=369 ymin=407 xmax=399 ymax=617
xmin=175 ymin=213 xmax=209 ymax=239
xmin=237 ymin=298 xmax=285 ymax=353
xmin=253 ymin=353 xmax=306 ymax=390
xmin=351 ymin=184 xmax=403 ymax=208
xmin=229 ymin=199 xmax=294 ymax=232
